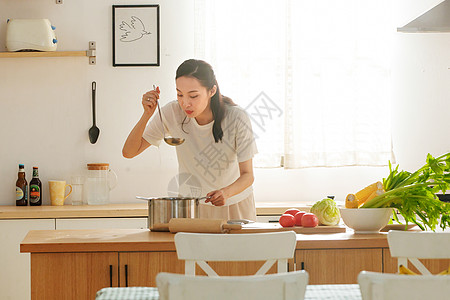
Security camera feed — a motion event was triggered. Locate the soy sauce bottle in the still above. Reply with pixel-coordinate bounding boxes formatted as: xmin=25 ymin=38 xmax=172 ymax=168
xmin=30 ymin=167 xmax=42 ymax=206
xmin=16 ymin=164 xmax=28 ymax=206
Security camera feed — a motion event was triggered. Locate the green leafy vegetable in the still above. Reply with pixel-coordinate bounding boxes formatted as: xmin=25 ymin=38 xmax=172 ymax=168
xmin=361 ymin=153 xmax=450 ymax=231
xmin=310 ymin=198 xmax=341 ymax=226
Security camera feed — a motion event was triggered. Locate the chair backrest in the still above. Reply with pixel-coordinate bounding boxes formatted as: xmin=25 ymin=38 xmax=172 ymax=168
xmin=387 ymin=231 xmax=450 ymax=274
xmin=358 ymin=271 xmax=450 ymax=300
xmin=156 ymin=270 xmax=309 ymax=300
xmin=174 ymin=231 xmax=297 ymax=276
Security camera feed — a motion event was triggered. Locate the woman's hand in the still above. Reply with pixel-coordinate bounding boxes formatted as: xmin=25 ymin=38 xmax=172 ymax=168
xmin=142 ymin=86 xmax=160 ymax=116
xmin=205 ymin=160 xmax=254 ymax=207
xmin=205 ymin=189 xmax=229 ymax=206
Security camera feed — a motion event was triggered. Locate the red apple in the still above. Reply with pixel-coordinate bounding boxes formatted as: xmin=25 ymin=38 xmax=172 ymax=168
xmin=294 ymin=211 xmax=307 ymax=226
xmin=284 ymin=208 xmax=301 ymax=217
xmin=301 ymin=213 xmax=319 ymax=227
xmin=279 ymin=214 xmax=295 ymax=227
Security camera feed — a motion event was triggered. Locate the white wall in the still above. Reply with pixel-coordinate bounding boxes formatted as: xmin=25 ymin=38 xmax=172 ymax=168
xmin=1 ymin=0 xmax=449 ymax=206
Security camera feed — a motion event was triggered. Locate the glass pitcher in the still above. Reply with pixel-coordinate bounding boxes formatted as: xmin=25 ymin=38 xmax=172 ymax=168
xmin=85 ymin=163 xmax=118 ymax=205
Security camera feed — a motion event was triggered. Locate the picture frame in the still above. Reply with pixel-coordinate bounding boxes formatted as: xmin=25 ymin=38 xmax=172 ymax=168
xmin=112 ymin=5 xmax=160 ymax=67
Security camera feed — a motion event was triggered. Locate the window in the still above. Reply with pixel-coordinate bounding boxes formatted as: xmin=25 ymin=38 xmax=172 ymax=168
xmin=195 ymin=0 xmax=394 ymax=168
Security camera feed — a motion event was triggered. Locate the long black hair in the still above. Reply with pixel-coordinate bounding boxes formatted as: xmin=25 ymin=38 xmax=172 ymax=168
xmin=176 ymin=59 xmax=235 ymax=143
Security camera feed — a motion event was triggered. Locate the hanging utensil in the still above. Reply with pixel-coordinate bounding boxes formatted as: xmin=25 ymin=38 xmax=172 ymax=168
xmin=152 ymin=85 xmax=185 ymax=146
xmin=88 ymin=81 xmax=100 ymax=144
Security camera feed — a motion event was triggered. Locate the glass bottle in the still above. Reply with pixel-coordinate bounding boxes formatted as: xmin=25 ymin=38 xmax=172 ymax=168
xmin=16 ymin=164 xmax=28 ymax=206
xmin=30 ymin=167 xmax=42 ymax=206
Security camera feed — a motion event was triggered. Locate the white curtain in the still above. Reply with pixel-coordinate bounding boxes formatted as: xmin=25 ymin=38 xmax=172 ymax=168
xmin=194 ymin=0 xmax=395 ymax=168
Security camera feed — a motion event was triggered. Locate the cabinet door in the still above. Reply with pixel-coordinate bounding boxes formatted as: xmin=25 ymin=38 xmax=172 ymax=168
xmin=0 ymin=219 xmax=54 ymax=300
xmin=296 ymin=248 xmax=383 ymax=284
xmin=30 ymin=252 xmax=118 ymax=300
xmin=383 ymin=248 xmax=450 ymax=274
xmin=55 ymin=217 xmax=147 ymax=229
xmin=119 ymin=252 xmax=284 ymax=287
xmin=119 ymin=251 xmax=184 ymax=287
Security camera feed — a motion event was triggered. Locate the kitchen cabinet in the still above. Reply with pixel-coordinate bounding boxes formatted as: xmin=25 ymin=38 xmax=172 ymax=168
xmin=119 ymin=252 xmax=280 ymax=287
xmin=295 ymin=248 xmax=383 ymax=284
xmin=383 ymin=248 xmax=450 ymax=274
xmin=119 ymin=251 xmax=184 ymax=287
xmin=55 ymin=217 xmax=147 ymax=230
xmin=0 ymin=219 xmax=54 ymax=300
xmin=29 ymin=250 xmax=278 ymax=299
xmin=31 ymin=252 xmax=118 ymax=300
xmin=29 ymin=250 xmax=275 ymax=299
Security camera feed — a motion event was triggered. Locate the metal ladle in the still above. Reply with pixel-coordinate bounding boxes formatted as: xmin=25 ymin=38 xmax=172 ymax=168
xmin=153 ymin=85 xmax=185 ymax=146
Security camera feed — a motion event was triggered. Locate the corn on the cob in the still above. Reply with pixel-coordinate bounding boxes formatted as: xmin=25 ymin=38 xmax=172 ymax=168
xmin=437 ymin=265 xmax=450 ymax=275
xmin=398 ymin=264 xmax=418 ymax=275
xmin=345 ymin=194 xmax=359 ymax=208
xmin=355 ymin=181 xmax=383 ymax=202
xmin=358 ymin=189 xmax=384 ymax=208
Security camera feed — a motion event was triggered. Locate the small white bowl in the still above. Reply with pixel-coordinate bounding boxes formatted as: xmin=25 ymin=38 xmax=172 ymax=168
xmin=340 ymin=208 xmax=393 ymax=234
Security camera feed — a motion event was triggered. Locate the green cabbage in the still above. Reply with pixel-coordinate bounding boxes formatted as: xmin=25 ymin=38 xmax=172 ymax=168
xmin=310 ymin=198 xmax=341 ymax=226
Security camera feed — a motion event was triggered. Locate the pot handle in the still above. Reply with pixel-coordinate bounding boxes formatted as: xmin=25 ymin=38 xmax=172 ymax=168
xmin=195 ymin=198 xmax=200 ymax=218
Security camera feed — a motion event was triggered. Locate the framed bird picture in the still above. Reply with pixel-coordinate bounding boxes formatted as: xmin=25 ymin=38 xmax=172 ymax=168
xmin=112 ymin=5 xmax=160 ymax=66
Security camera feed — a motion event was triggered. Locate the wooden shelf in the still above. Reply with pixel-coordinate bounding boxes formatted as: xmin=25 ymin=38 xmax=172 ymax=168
xmin=0 ymin=42 xmax=96 ymax=64
xmin=0 ymin=51 xmax=87 ymax=58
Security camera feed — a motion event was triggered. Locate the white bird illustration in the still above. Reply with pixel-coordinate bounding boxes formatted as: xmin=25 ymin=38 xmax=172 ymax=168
xmin=119 ymin=16 xmax=151 ymax=42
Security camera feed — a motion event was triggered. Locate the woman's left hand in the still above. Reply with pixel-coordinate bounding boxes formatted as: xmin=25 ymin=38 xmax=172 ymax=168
xmin=205 ymin=189 xmax=228 ymax=206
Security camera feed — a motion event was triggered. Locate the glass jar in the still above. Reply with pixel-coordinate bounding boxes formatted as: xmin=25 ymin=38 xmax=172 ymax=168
xmin=85 ymin=163 xmax=117 ymax=205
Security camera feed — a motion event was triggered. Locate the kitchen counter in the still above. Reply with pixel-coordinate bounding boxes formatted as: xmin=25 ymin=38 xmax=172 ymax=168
xmin=20 ymin=228 xmax=397 ymax=298
xmin=0 ymin=202 xmax=309 ymax=219
xmin=20 ymin=228 xmax=389 ymax=253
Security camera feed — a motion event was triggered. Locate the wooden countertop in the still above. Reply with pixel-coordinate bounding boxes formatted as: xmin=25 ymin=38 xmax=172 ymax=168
xmin=0 ymin=202 xmax=308 ymax=219
xmin=0 ymin=203 xmax=148 ymax=219
xmin=20 ymin=228 xmax=389 ymax=253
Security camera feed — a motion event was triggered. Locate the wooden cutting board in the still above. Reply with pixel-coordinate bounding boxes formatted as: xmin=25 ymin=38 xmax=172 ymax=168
xmin=151 ymin=219 xmax=347 ymax=234
xmin=230 ymin=222 xmax=347 ymax=234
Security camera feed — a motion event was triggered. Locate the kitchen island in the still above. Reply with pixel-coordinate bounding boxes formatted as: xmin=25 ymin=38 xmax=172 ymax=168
xmin=21 ymin=228 xmax=395 ymax=300
xmin=0 ymin=202 xmax=308 ymax=300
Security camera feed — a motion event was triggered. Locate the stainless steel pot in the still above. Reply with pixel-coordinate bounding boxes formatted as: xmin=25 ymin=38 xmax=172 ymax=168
xmin=136 ymin=196 xmax=204 ymax=231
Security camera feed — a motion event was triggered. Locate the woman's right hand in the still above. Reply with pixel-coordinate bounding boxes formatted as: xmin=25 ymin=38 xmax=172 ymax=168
xmin=141 ymin=86 xmax=160 ymax=116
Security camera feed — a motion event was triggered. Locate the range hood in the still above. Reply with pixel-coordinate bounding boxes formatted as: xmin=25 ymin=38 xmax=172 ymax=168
xmin=397 ymin=0 xmax=450 ymax=32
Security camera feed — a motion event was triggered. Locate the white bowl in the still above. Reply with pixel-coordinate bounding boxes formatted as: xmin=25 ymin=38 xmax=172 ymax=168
xmin=340 ymin=208 xmax=393 ymax=234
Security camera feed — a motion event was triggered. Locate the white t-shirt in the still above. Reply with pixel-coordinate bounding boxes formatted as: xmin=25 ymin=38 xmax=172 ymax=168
xmin=143 ymin=100 xmax=258 ymax=206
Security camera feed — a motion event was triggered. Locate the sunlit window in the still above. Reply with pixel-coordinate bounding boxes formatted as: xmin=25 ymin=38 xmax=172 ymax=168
xmin=195 ymin=0 xmax=394 ymax=168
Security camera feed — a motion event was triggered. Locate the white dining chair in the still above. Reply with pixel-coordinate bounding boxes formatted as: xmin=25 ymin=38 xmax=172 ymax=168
xmin=358 ymin=271 xmax=450 ymax=300
xmin=156 ymin=270 xmax=309 ymax=300
xmin=387 ymin=231 xmax=450 ymax=274
xmin=174 ymin=231 xmax=297 ymax=276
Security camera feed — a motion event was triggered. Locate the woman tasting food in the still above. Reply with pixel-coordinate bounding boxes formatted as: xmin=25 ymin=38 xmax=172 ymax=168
xmin=122 ymin=59 xmax=258 ymax=221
